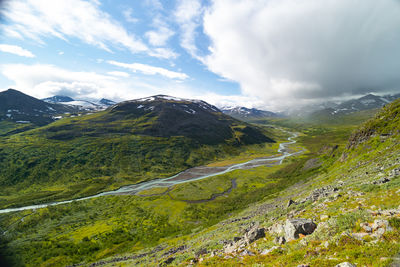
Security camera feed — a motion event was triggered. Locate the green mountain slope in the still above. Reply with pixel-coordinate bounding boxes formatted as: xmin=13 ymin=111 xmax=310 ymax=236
xmin=0 ymin=95 xmax=274 ymax=209
xmin=1 ymin=100 xmax=398 ymax=267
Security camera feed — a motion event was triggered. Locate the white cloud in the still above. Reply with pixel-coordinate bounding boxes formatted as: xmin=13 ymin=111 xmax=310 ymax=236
xmin=2 ymin=0 xmax=148 ymax=54
xmin=0 ymin=63 xmax=213 ymax=104
xmin=0 ymin=63 xmax=257 ymax=109
xmin=108 ymin=60 xmax=188 ymax=79
xmin=148 ymin=48 xmax=178 ymax=59
xmin=174 ymin=0 xmax=203 ymax=60
xmin=145 ymin=28 xmax=174 ymax=47
xmin=0 ymin=44 xmax=35 ymax=57
xmin=122 ymin=8 xmax=138 ymax=23
xmin=1 ymin=64 xmax=122 ymax=100
xmin=107 ymin=71 xmax=130 ymax=78
xmin=202 ymin=0 xmax=400 ymax=110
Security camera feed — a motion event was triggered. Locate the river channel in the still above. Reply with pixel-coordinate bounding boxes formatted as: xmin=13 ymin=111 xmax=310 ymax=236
xmin=0 ymin=131 xmax=302 ymax=214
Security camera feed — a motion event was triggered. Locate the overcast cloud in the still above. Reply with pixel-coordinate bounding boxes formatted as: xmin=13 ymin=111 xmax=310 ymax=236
xmin=202 ymin=0 xmax=400 ymax=109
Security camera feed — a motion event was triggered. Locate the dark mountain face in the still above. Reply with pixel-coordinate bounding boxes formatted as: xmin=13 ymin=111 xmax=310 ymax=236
xmin=0 ymin=89 xmax=74 ymax=126
xmin=222 ymin=106 xmax=280 ymax=119
xmin=47 ymin=95 xmax=274 ymax=145
xmin=308 ymin=93 xmax=400 ymax=119
xmin=99 ymin=98 xmax=116 ymax=106
xmin=42 ymin=95 xmax=74 ymax=103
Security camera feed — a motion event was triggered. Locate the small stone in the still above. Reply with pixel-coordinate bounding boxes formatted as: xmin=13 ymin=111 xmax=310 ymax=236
xmin=335 ymin=262 xmax=356 ymax=267
xmin=300 ymin=238 xmax=308 ymax=246
xmin=360 ymin=223 xmax=372 ymax=233
xmin=274 ymin=236 xmax=286 ymax=245
xmin=240 ymin=249 xmax=255 ymax=256
xmin=261 ymin=246 xmax=281 ymax=255
xmin=351 ymin=232 xmax=369 ymax=240
xmin=287 ymin=199 xmax=295 ymax=208
xmin=375 ymin=227 xmax=385 ymax=236
xmin=323 ymin=241 xmax=329 ymax=248
xmin=163 ymin=257 xmax=175 ymax=265
xmin=372 ymin=219 xmax=389 ymax=230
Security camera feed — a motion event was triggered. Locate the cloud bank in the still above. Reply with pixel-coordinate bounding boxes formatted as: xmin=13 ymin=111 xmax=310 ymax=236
xmin=0 ymin=0 xmax=177 ymax=59
xmin=202 ymin=0 xmax=400 ymax=109
xmin=0 ymin=44 xmax=35 ymax=57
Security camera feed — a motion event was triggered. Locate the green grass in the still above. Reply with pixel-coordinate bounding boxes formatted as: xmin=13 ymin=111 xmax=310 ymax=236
xmin=2 ymin=101 xmax=398 ymax=266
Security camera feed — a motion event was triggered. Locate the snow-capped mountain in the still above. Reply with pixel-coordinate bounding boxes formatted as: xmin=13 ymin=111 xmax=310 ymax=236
xmin=323 ymin=93 xmax=400 ymax=116
xmin=43 ymin=95 xmax=116 ymax=111
xmin=305 ymin=93 xmax=400 ymax=118
xmin=221 ymin=106 xmax=280 ymax=119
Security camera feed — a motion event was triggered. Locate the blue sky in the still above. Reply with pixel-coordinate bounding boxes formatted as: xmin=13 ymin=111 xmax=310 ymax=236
xmin=1 ymin=0 xmax=400 ymax=111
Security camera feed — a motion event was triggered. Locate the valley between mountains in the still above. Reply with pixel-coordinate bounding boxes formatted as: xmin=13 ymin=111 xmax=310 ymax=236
xmin=0 ymin=90 xmax=400 ymax=267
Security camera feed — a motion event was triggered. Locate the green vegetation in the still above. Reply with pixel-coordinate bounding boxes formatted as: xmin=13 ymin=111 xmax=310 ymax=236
xmin=0 ymin=97 xmax=279 ymax=209
xmin=1 ymin=100 xmax=400 ymax=266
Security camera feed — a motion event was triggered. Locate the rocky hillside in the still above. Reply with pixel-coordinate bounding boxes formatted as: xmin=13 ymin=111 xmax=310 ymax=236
xmin=346 ymin=98 xmax=400 ymax=149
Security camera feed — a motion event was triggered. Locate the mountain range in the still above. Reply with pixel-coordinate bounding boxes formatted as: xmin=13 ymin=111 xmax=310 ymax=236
xmin=1 ymin=88 xmax=400 ymax=266
xmin=221 ymin=106 xmax=281 ymax=119
xmin=307 ymin=93 xmax=400 ymax=119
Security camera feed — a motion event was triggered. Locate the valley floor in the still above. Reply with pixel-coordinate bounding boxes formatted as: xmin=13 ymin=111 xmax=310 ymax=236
xmin=1 ymin=105 xmax=400 ymax=266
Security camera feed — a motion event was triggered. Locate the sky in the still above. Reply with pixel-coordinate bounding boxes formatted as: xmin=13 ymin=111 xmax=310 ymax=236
xmin=0 ymin=0 xmax=400 ymax=111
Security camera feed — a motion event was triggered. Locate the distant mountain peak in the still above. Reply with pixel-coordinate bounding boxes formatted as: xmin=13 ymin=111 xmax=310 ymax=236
xmin=99 ymin=98 xmax=116 ymax=106
xmin=221 ymin=106 xmax=280 ymax=119
xmin=119 ymin=95 xmax=221 ymax=113
xmin=43 ymin=95 xmax=75 ymax=103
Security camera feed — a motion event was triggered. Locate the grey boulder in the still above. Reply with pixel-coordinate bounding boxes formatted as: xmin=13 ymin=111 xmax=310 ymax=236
xmin=284 ymin=218 xmax=317 ymax=241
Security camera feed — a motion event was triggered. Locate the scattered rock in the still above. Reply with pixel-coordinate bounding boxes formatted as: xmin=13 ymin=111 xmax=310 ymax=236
xmin=347 ymin=190 xmax=365 ymax=197
xmin=335 ymin=262 xmax=356 ymax=267
xmin=381 ymin=209 xmax=400 ymax=216
xmin=300 ymin=238 xmax=308 ymax=246
xmin=287 ymin=199 xmax=295 ymax=208
xmin=283 ymin=218 xmax=317 ymax=241
xmin=240 ymin=249 xmax=255 ymax=256
xmin=269 ymin=222 xmax=285 ymax=236
xmin=372 ymin=177 xmax=391 ymax=184
xmin=274 ymin=236 xmax=286 ymax=245
xmin=372 ymin=219 xmax=390 ymax=231
xmin=195 ymin=248 xmax=207 ymax=257
xmin=243 ymin=223 xmax=265 ymax=244
xmin=301 ymin=186 xmax=339 ymax=203
xmin=389 ymin=168 xmax=400 ymax=177
xmin=163 ymin=257 xmax=175 ymax=265
xmin=374 ymin=228 xmax=385 ymax=236
xmin=260 ymin=246 xmax=281 ymax=255
xmin=223 ymin=222 xmax=265 ymax=254
xmin=323 ymin=241 xmax=329 ymax=248
xmin=351 ymin=232 xmax=369 ymax=241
